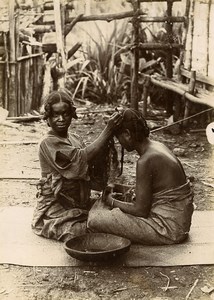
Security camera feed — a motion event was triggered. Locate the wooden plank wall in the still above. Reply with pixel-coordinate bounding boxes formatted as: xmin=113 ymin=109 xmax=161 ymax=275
xmin=184 ymin=0 xmax=214 ymax=79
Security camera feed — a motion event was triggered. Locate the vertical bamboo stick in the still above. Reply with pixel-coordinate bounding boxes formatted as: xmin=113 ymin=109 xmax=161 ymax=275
xmin=186 ymin=0 xmax=195 ymax=70
xmin=0 ymin=63 xmax=4 ymax=108
xmin=142 ymin=75 xmax=150 ymax=117
xmin=206 ymin=0 xmax=212 ymax=76
xmin=8 ymin=0 xmax=17 ymax=116
xmin=3 ymin=32 xmax=9 ymax=110
xmin=31 ymin=57 xmax=38 ymax=110
xmin=20 ymin=61 xmax=25 ymax=115
xmin=165 ymin=0 xmax=173 ymax=78
xmin=16 ymin=8 xmax=20 ymax=115
xmin=53 ymin=0 xmax=66 ymax=88
xmin=28 ymin=58 xmax=33 ymax=112
xmin=183 ymin=69 xmax=196 ymax=127
xmin=177 ymin=0 xmax=191 ymax=80
xmin=130 ymin=0 xmax=140 ymax=110
xmin=38 ymin=56 xmax=44 ymax=108
xmin=208 ymin=3 xmax=214 ymax=77
xmin=165 ymin=0 xmax=174 ymax=116
xmin=24 ymin=59 xmax=30 ymax=113
xmin=17 ymin=61 xmax=21 ymax=115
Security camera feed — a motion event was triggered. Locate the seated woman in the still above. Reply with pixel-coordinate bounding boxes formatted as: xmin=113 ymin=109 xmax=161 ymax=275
xmin=87 ymin=108 xmax=194 ymax=245
xmin=31 ymin=89 xmax=122 ymax=242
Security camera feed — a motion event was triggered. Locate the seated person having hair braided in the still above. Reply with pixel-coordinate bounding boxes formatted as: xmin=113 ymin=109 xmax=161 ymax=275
xmin=87 ymin=108 xmax=194 ymax=245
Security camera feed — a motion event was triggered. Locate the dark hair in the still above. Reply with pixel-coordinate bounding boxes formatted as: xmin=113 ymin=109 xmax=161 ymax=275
xmin=115 ymin=108 xmax=150 ymax=142
xmin=43 ymin=89 xmax=78 ymax=120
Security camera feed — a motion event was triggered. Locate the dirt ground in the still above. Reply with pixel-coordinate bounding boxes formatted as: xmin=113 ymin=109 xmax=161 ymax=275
xmin=0 ymin=105 xmax=214 ymax=300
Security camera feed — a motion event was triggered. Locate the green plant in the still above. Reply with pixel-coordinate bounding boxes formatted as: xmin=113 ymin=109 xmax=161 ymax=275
xmin=66 ymin=20 xmax=132 ymax=104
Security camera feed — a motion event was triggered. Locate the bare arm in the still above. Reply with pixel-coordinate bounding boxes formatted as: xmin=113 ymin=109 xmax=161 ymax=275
xmin=105 ymin=157 xmax=153 ymax=218
xmin=85 ymin=112 xmax=122 ymax=161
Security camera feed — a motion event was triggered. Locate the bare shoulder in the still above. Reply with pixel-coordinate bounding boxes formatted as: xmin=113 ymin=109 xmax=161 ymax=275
xmin=148 ymin=140 xmax=175 ymax=159
xmin=140 ymin=140 xmax=168 ymax=158
xmin=137 ymin=140 xmax=178 ymax=170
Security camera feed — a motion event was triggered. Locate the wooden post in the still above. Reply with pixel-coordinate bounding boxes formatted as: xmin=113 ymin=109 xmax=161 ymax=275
xmin=185 ymin=0 xmax=195 ymax=71
xmin=3 ymin=32 xmax=9 ymax=111
xmin=165 ymin=0 xmax=174 ymax=116
xmin=53 ymin=0 xmax=66 ymax=88
xmin=165 ymin=0 xmax=173 ymax=78
xmin=177 ymin=0 xmax=191 ymax=81
xmin=17 ymin=61 xmax=21 ymax=116
xmin=16 ymin=8 xmax=21 ymax=115
xmin=130 ymin=0 xmax=140 ymax=110
xmin=206 ymin=0 xmax=212 ymax=76
xmin=142 ymin=75 xmax=151 ymax=117
xmin=8 ymin=0 xmax=17 ymax=116
xmin=183 ymin=69 xmax=196 ymax=127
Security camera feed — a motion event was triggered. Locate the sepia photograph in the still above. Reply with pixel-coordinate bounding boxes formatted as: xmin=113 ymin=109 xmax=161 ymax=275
xmin=0 ymin=0 xmax=214 ymax=299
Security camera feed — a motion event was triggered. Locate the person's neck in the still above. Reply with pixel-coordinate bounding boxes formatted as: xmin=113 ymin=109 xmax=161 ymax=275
xmin=135 ymin=137 xmax=150 ymax=156
xmin=50 ymin=129 xmax=68 ymax=138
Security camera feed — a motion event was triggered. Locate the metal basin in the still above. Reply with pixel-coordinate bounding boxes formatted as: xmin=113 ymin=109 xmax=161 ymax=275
xmin=64 ymin=233 xmax=131 ymax=262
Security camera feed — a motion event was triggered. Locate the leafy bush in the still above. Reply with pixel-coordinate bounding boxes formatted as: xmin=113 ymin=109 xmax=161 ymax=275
xmin=66 ymin=20 xmax=132 ymax=104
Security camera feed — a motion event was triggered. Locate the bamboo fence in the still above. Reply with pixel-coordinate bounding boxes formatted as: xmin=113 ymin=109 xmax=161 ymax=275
xmin=1 ymin=52 xmax=44 ymax=117
xmin=0 ymin=1 xmax=44 ymax=117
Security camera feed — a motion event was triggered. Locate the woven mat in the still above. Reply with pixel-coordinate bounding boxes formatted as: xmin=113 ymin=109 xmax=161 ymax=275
xmin=0 ymin=207 xmax=213 ymax=267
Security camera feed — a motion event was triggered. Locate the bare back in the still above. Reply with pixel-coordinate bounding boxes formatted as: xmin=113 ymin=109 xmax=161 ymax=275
xmin=138 ymin=140 xmax=186 ymax=194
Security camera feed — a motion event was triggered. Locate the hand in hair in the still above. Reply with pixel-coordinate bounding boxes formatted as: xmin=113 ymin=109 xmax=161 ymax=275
xmin=105 ymin=112 xmax=123 ymax=132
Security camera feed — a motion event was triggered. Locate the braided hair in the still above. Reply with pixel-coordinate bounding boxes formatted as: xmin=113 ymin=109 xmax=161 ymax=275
xmin=115 ymin=108 xmax=150 ymax=142
xmin=43 ymin=89 xmax=78 ymax=120
xmin=114 ymin=109 xmax=150 ymax=176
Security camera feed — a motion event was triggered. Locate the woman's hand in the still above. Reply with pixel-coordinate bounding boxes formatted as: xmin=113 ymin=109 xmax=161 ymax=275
xmin=105 ymin=193 xmax=114 ymax=207
xmin=85 ymin=112 xmax=123 ymax=161
xmin=106 ymin=112 xmax=123 ymax=133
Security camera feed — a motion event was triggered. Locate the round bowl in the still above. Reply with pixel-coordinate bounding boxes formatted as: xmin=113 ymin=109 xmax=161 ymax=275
xmin=64 ymin=233 xmax=131 ymax=262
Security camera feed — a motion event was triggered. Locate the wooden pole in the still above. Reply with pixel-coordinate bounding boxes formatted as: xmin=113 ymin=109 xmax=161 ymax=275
xmin=16 ymin=8 xmax=21 ymax=116
xmin=8 ymin=0 xmax=17 ymax=116
xmin=139 ymin=43 xmax=181 ymax=50
xmin=187 ymin=0 xmax=195 ymax=70
xmin=206 ymin=0 xmax=212 ymax=76
xmin=130 ymin=0 xmax=140 ymax=110
xmin=177 ymin=0 xmax=190 ymax=81
xmin=149 ymin=75 xmax=214 ymax=107
xmin=40 ymin=14 xmax=184 ymax=26
xmin=142 ymin=75 xmax=151 ymax=117
xmin=33 ymin=10 xmax=147 ymax=33
xmin=3 ymin=32 xmax=9 ymax=111
xmin=165 ymin=0 xmax=173 ymax=78
xmin=183 ymin=69 xmax=196 ymax=127
xmin=53 ymin=0 xmax=66 ymax=88
xmin=165 ymin=0 xmax=174 ymax=116
xmin=64 ymin=14 xmax=84 ymax=37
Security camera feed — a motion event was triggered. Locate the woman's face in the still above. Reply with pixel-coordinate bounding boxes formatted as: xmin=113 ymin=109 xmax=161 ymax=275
xmin=48 ymin=102 xmax=72 ymax=136
xmin=116 ymin=130 xmax=135 ymax=152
